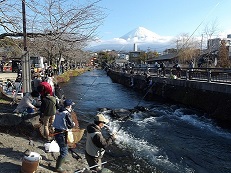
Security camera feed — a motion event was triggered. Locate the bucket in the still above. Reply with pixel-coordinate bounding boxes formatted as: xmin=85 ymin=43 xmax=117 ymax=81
xmin=21 ymin=152 xmax=40 ymax=173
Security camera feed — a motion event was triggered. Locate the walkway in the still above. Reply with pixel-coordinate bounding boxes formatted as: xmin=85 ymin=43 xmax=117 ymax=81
xmin=0 ymin=73 xmax=17 ymax=82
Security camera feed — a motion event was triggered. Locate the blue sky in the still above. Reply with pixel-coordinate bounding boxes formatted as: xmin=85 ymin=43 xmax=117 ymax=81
xmin=96 ymin=0 xmax=231 ymax=40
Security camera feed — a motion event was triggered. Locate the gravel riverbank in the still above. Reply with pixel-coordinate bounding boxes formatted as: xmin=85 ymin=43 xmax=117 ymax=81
xmin=0 ymin=100 xmax=143 ymax=173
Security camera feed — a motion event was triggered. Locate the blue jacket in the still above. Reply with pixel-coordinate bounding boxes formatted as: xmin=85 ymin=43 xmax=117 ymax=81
xmin=53 ymin=107 xmax=74 ymax=131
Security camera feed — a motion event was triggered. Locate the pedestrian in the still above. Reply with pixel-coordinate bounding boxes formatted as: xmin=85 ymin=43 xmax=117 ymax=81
xmin=160 ymin=62 xmax=166 ymax=77
xmin=40 ymin=93 xmax=58 ymax=140
xmin=13 ymin=90 xmax=40 ymax=115
xmin=173 ymin=62 xmax=181 ymax=78
xmin=85 ymin=113 xmax=116 ymax=172
xmin=32 ymin=74 xmax=42 ymax=92
xmin=154 ymin=62 xmax=161 ymax=76
xmin=52 ymin=99 xmax=75 ymax=173
xmin=188 ymin=60 xmax=194 ymax=80
xmin=54 ymin=84 xmax=65 ymax=106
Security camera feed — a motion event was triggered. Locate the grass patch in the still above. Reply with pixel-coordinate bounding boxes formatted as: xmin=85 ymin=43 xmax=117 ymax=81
xmin=0 ymin=99 xmax=11 ymax=104
xmin=55 ymin=68 xmax=88 ymax=83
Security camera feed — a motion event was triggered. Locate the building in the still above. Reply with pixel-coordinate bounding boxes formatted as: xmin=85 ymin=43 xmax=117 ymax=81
xmin=145 ymin=53 xmax=178 ymax=65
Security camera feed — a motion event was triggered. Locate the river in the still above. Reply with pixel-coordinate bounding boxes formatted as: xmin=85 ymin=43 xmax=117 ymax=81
xmin=61 ymin=69 xmax=231 ymax=173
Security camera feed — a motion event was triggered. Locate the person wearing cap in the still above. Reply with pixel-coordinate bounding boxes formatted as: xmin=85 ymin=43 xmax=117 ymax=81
xmin=52 ymin=99 xmax=75 ymax=173
xmin=85 ymin=113 xmax=116 ymax=172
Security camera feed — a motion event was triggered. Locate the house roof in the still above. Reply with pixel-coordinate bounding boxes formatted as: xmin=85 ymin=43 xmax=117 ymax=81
xmin=146 ymin=53 xmax=178 ymax=62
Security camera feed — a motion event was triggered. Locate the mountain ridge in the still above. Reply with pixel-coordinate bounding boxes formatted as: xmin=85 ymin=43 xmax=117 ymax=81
xmin=86 ymin=26 xmax=174 ymax=52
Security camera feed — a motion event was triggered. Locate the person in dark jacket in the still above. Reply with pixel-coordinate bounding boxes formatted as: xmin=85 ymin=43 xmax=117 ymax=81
xmin=173 ymin=62 xmax=182 ymax=78
xmin=40 ymin=93 xmax=57 ymax=140
xmin=85 ymin=114 xmax=116 ymax=172
xmin=52 ymin=99 xmax=75 ymax=173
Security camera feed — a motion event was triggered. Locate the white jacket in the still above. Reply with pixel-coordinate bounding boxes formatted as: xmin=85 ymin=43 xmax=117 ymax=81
xmin=14 ymin=93 xmax=35 ymax=113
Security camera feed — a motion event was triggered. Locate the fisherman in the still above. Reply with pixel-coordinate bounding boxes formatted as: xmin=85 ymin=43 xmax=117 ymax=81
xmin=85 ymin=113 xmax=116 ymax=172
xmin=40 ymin=92 xmax=58 ymax=140
xmin=37 ymin=81 xmax=53 ymax=99
xmin=52 ymin=99 xmax=75 ymax=173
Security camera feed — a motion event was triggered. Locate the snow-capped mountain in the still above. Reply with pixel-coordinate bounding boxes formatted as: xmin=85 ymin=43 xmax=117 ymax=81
xmin=86 ymin=27 xmax=174 ymax=52
xmin=120 ymin=26 xmax=160 ymax=41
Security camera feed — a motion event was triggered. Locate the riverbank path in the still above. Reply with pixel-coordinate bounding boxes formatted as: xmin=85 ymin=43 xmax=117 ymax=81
xmin=0 ymin=73 xmax=17 ymax=83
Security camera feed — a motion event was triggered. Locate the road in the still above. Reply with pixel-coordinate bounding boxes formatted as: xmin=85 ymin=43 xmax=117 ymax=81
xmin=0 ymin=72 xmax=17 ymax=82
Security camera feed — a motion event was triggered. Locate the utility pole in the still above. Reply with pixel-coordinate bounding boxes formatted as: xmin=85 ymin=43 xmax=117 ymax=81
xmin=176 ymin=39 xmax=179 ymax=52
xmin=200 ymin=34 xmax=203 ymax=54
xmin=22 ymin=0 xmax=31 ymax=94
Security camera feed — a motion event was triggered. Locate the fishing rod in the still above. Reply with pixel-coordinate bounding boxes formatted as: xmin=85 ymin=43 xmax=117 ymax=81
xmin=74 ymin=160 xmax=109 ymax=173
xmin=114 ymin=77 xmax=157 ymax=133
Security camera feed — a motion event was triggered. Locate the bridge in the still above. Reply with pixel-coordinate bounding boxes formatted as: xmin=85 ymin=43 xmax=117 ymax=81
xmin=110 ymin=65 xmax=231 ymax=85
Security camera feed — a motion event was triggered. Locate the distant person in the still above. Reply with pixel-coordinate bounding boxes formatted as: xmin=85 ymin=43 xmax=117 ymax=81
xmin=32 ymin=74 xmax=42 ymax=92
xmin=85 ymin=114 xmax=116 ymax=172
xmin=188 ymin=60 xmax=194 ymax=80
xmin=160 ymin=62 xmax=166 ymax=77
xmin=173 ymin=63 xmax=181 ymax=78
xmin=154 ymin=62 xmax=161 ymax=76
xmin=54 ymin=84 xmax=65 ymax=105
xmin=13 ymin=91 xmax=40 ymax=115
xmin=46 ymin=74 xmax=56 ymax=94
xmin=52 ymin=99 xmax=75 ymax=173
xmin=0 ymin=63 xmax=2 ymax=72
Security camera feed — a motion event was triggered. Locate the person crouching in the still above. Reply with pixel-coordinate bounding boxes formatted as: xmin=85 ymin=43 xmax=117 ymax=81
xmin=52 ymin=99 xmax=75 ymax=173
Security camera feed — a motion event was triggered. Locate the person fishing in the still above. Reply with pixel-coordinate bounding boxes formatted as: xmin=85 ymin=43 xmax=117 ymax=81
xmin=85 ymin=113 xmax=116 ymax=173
xmin=52 ymin=99 xmax=75 ymax=173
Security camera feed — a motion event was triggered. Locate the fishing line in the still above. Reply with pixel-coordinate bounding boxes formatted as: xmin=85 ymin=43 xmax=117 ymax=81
xmin=177 ymin=1 xmax=221 ymax=52
xmin=115 ymin=75 xmax=159 ymax=133
xmin=71 ymin=66 xmax=108 ymax=111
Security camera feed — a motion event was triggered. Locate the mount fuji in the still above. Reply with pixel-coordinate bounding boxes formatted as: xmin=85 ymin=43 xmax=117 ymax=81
xmin=120 ymin=27 xmax=160 ymax=41
xmin=86 ymin=26 xmax=175 ymax=52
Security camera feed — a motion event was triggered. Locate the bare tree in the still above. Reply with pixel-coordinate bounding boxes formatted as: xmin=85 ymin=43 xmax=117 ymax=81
xmin=175 ymin=33 xmax=200 ymax=63
xmin=202 ymin=20 xmax=220 ymax=46
xmin=0 ymin=0 xmax=105 ymax=64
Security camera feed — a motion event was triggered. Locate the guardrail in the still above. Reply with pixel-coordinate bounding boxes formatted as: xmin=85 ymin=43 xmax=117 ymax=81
xmin=110 ymin=66 xmax=231 ymax=84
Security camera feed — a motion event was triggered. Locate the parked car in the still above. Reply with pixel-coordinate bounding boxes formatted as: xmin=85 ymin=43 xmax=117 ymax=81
xmin=3 ymin=61 xmax=12 ymax=72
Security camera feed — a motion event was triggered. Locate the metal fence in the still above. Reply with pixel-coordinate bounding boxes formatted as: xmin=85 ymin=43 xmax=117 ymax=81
xmin=110 ymin=66 xmax=231 ymax=84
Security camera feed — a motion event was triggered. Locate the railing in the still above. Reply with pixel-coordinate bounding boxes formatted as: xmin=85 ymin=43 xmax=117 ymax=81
xmin=109 ymin=66 xmax=231 ymax=84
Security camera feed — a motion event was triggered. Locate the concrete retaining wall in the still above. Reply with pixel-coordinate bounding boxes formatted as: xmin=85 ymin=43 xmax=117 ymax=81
xmin=107 ymin=70 xmax=231 ymax=128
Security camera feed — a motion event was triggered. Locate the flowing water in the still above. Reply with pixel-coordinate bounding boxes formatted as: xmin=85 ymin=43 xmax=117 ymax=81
xmin=61 ymin=69 xmax=231 ymax=173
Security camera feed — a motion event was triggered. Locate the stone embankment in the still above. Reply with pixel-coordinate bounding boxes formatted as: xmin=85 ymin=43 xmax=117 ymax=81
xmin=107 ymin=70 xmax=231 ymax=128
